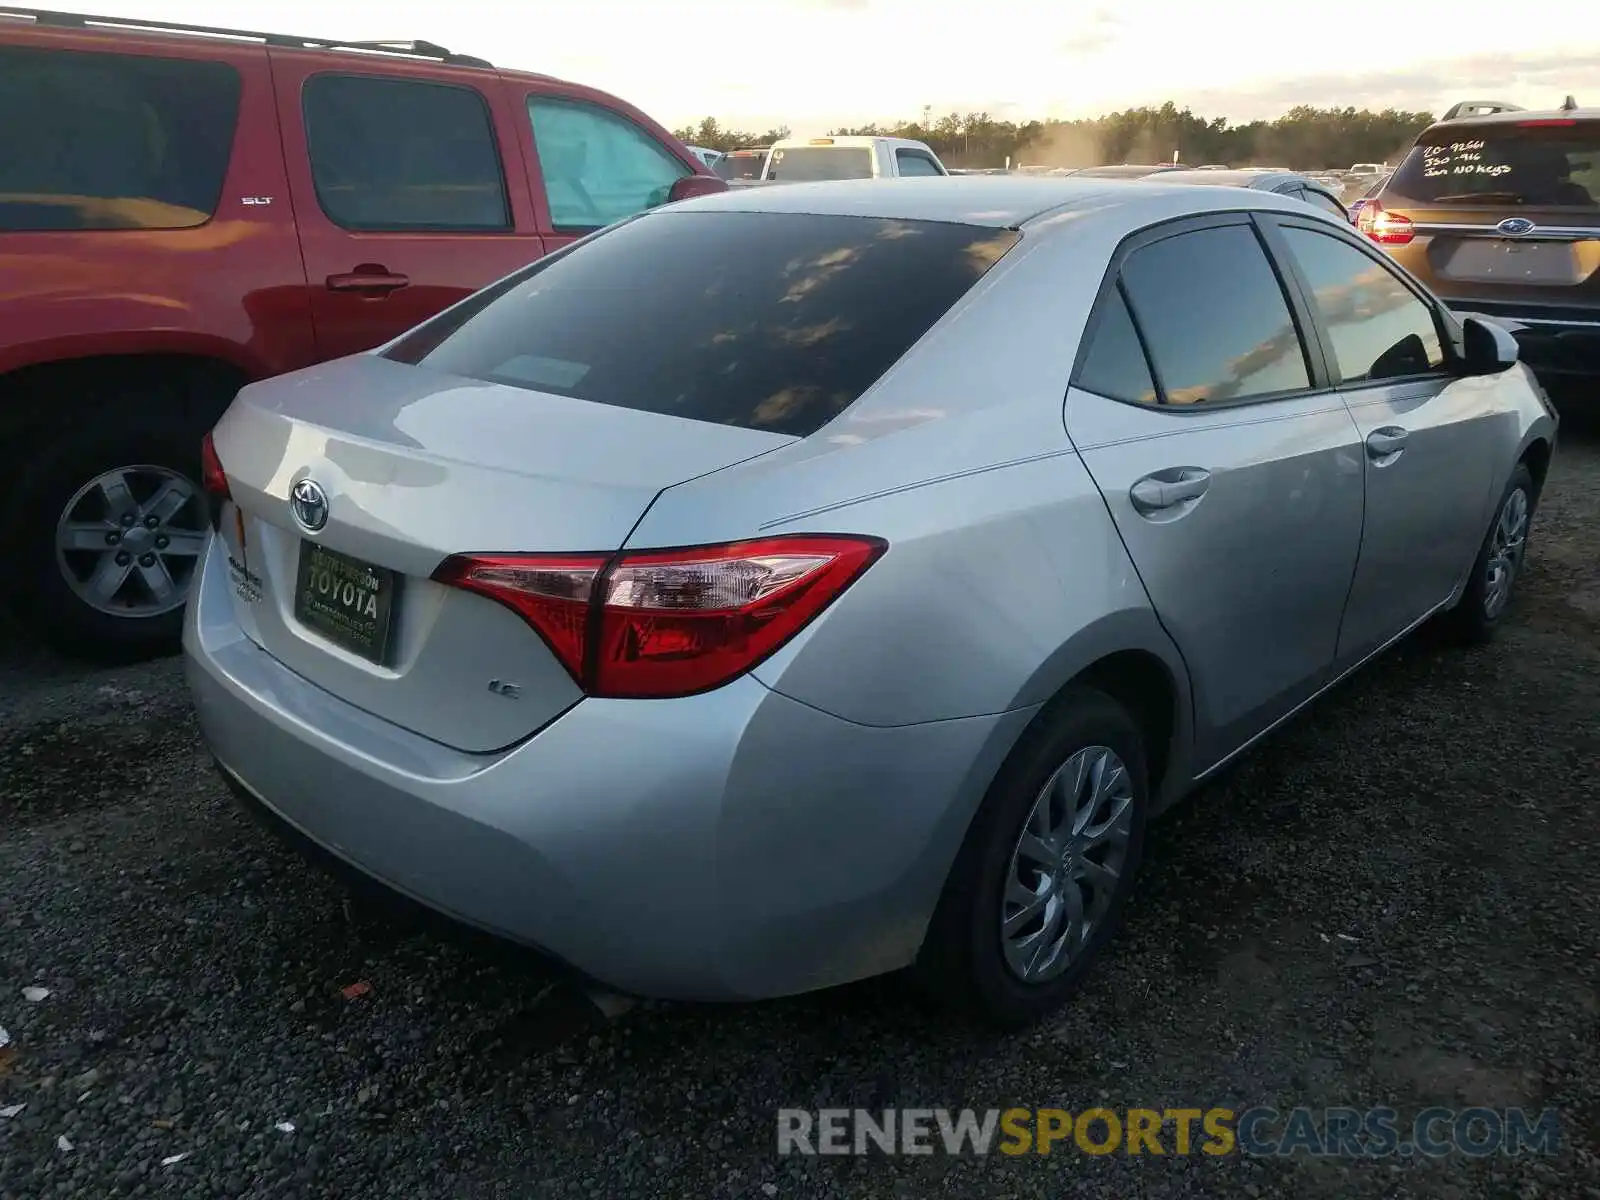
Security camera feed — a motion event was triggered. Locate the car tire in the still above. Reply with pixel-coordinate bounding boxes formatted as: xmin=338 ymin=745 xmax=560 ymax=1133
xmin=914 ymin=686 xmax=1149 ymax=1029
xmin=1441 ymin=463 xmax=1536 ymax=646
xmin=4 ymin=404 xmax=214 ymax=664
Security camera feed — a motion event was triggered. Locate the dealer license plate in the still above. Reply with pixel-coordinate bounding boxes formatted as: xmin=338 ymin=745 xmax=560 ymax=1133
xmin=293 ymin=541 xmax=397 ymax=665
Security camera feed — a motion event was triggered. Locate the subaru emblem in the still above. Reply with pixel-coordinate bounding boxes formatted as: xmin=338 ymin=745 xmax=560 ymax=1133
xmin=1496 ymin=217 xmax=1536 ymax=237
xmin=289 ymin=478 xmax=329 ymax=532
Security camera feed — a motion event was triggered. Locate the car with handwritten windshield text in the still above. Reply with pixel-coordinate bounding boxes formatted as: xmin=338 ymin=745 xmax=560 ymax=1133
xmin=1358 ymin=97 xmax=1600 ymax=390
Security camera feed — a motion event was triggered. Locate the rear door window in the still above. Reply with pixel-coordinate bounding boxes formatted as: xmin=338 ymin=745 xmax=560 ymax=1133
xmin=384 ymin=211 xmax=1019 ymax=436
xmin=302 ymin=74 xmax=509 ymax=231
xmin=1075 ymin=286 xmax=1158 ymax=405
xmin=1120 ymin=223 xmax=1313 ymax=405
xmin=1301 ymin=189 xmax=1352 ymax=221
xmin=527 ymin=97 xmax=689 ymax=232
xmin=1387 ymin=124 xmax=1600 ymax=208
xmin=766 ymin=147 xmax=875 ymax=181
xmin=0 ymin=45 xmax=240 ymax=231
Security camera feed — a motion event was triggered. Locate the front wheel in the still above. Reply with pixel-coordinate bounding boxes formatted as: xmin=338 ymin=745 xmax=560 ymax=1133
xmin=915 ymin=687 xmax=1149 ymax=1028
xmin=5 ymin=412 xmax=212 ymax=663
xmin=1441 ymin=463 xmax=1536 ymax=645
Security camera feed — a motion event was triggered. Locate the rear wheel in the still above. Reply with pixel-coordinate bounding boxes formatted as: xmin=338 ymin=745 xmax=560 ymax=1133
xmin=915 ymin=687 xmax=1149 ymax=1028
xmin=5 ymin=406 xmax=214 ymax=663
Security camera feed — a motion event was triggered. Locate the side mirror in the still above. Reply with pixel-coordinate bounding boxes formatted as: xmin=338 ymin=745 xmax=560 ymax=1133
xmin=667 ymin=174 xmax=729 ymax=204
xmin=1458 ymin=314 xmax=1521 ymax=375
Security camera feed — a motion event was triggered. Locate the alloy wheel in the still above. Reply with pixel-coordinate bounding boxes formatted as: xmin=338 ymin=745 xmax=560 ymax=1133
xmin=54 ymin=465 xmax=208 ymax=619
xmin=1000 ymin=744 xmax=1135 ymax=984
xmin=1482 ymin=486 xmax=1529 ymax=621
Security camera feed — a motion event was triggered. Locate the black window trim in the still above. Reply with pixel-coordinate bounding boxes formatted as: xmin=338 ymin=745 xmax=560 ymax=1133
xmin=1257 ymin=211 xmax=1459 ymax=390
xmin=524 ymin=92 xmax=692 ymax=236
xmin=0 ymin=44 xmax=244 ymax=234
xmin=1070 ymin=210 xmax=1334 ymax=414
xmin=301 ymin=70 xmax=512 ymax=234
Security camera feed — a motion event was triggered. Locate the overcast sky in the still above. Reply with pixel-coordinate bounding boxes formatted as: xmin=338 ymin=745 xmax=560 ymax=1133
xmin=68 ymin=0 xmax=1600 ymax=133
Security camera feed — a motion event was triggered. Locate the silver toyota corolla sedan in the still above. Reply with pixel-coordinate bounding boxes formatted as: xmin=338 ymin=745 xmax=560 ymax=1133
xmin=186 ymin=177 xmax=1558 ymax=1027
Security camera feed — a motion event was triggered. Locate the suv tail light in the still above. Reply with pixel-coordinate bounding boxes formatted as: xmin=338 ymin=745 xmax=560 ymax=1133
xmin=1357 ymin=200 xmax=1415 ymax=246
xmin=200 ymin=430 xmax=230 ymax=529
xmin=200 ymin=431 xmax=230 ymax=499
xmin=433 ymin=534 xmax=887 ymax=699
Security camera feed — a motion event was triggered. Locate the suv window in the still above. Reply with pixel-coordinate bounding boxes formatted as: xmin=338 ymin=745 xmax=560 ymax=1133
xmin=527 ymin=97 xmax=689 ymax=231
xmin=895 ymin=150 xmax=943 ymax=177
xmin=1076 ymin=286 xmax=1157 ymax=405
xmin=384 ymin=211 xmax=1019 ymax=437
xmin=1120 ymin=224 xmax=1312 ymax=405
xmin=766 ymin=146 xmax=875 ymax=181
xmin=1279 ymin=226 xmax=1445 ymax=382
xmin=303 ymin=74 xmax=509 ymax=231
xmin=0 ymin=45 xmax=240 ymax=231
xmin=1388 ymin=124 xmax=1600 ymax=208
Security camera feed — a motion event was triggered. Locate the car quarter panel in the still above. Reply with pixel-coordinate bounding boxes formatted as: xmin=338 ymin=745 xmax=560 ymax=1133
xmin=625 ymin=220 xmax=1184 ymax=732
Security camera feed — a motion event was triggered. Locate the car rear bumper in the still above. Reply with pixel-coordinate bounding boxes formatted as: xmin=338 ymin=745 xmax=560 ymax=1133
xmin=1447 ymin=303 xmax=1600 ymax=381
xmin=183 ymin=536 xmax=1033 ymax=1002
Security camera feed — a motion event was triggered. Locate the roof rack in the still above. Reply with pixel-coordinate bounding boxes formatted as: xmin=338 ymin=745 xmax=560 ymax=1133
xmin=1439 ymin=100 xmax=1525 ymax=121
xmin=0 ymin=6 xmax=494 ymax=67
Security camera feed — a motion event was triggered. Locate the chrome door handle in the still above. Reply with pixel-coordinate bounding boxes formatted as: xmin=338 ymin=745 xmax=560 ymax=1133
xmin=1365 ymin=427 xmax=1408 ymax=458
xmin=1129 ymin=468 xmax=1211 ymax=514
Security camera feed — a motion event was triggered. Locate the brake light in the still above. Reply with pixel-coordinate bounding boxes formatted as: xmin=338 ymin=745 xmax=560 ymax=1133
xmin=1518 ymin=118 xmax=1577 ymax=127
xmin=1357 ymin=201 xmax=1415 ymax=245
xmin=200 ymin=430 xmax=230 ymax=499
xmin=433 ymin=534 xmax=887 ymax=699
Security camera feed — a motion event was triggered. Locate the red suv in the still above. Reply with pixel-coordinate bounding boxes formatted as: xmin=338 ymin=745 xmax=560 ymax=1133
xmin=0 ymin=7 xmax=725 ymax=660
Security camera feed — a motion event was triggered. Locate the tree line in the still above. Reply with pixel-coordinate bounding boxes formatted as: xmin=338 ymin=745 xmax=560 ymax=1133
xmin=673 ymin=103 xmax=1437 ymax=171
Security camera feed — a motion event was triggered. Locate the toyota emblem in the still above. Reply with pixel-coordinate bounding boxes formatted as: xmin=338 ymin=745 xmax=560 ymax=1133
xmin=1496 ymin=217 xmax=1536 ymax=237
xmin=289 ymin=478 xmax=330 ymax=532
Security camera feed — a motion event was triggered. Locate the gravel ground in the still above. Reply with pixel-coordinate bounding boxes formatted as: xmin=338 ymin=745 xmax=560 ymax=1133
xmin=2 ymin=423 xmax=1598 ymax=1200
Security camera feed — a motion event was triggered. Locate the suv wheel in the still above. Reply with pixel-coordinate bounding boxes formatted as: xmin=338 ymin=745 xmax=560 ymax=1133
xmin=6 ymin=409 xmax=211 ymax=663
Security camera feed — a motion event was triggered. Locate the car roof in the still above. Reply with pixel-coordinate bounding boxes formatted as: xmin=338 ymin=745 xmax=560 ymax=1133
xmin=671 ymin=175 xmax=1323 ymax=229
xmin=1065 ymin=164 xmax=1184 ymax=179
xmin=1164 ymin=169 xmax=1310 ymax=191
xmin=1424 ymin=107 xmax=1600 ymax=135
xmin=772 ymin=135 xmax=932 ymax=151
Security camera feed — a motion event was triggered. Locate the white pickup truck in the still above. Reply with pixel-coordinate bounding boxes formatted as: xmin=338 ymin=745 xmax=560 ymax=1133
xmin=735 ymin=136 xmax=949 ymax=186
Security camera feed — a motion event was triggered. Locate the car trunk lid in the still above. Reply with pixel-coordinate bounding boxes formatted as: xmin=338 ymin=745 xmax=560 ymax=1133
xmin=208 ymin=354 xmax=792 ymax=752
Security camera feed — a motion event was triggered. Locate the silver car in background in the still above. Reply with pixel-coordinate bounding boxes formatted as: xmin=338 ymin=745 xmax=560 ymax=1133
xmin=186 ymin=178 xmax=1557 ymax=1027
xmin=1159 ymin=167 xmax=1353 ymax=221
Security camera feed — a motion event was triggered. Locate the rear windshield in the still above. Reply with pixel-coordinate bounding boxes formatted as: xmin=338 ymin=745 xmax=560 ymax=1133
xmin=1387 ymin=124 xmax=1600 ymax=207
xmin=715 ymin=152 xmax=766 ymax=180
xmin=765 ymin=147 xmax=875 ymax=181
xmin=384 ymin=211 xmax=1019 ymax=438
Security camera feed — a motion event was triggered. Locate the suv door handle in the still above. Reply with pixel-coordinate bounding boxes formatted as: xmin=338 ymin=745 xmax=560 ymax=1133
xmin=1129 ymin=468 xmax=1211 ymax=515
xmin=326 ymin=266 xmax=410 ymax=294
xmin=1365 ymin=426 xmax=1408 ymax=459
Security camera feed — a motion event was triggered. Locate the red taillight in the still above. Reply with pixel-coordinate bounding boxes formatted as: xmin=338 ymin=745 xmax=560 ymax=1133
xmin=1518 ymin=118 xmax=1577 ymax=127
xmin=433 ymin=534 xmax=888 ymax=699
xmin=1358 ymin=201 xmax=1414 ymax=246
xmin=200 ymin=431 xmax=230 ymax=499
